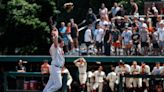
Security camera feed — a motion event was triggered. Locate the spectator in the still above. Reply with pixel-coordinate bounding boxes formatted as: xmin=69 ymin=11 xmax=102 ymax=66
xmin=139 ymin=23 xmax=149 ymax=55
xmin=157 ymin=20 xmax=164 ymax=55
xmin=94 ymin=23 xmax=104 ymax=55
xmin=70 ymin=18 xmax=79 ymax=51
xmin=121 ymin=26 xmax=132 ymax=55
xmin=66 ymin=22 xmax=74 ymax=51
xmin=110 ymin=2 xmax=120 ymax=17
xmin=130 ymin=0 xmax=138 ymax=15
xmin=104 ymin=24 xmax=112 ymax=56
xmin=59 ymin=22 xmax=69 ymax=53
xmin=84 ymin=24 xmax=93 ymax=55
xmin=152 ymin=29 xmax=159 ymax=55
xmin=99 ymin=3 xmax=109 ymax=21
xmin=85 ymin=8 xmax=97 ymax=25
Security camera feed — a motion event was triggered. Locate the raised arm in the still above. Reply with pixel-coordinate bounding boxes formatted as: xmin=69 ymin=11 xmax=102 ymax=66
xmin=51 ymin=27 xmax=59 ymax=48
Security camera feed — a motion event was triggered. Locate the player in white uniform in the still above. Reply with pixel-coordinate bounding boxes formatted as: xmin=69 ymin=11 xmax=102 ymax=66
xmin=140 ymin=62 xmax=150 ymax=91
xmin=131 ymin=61 xmax=142 ymax=92
xmin=93 ymin=65 xmax=106 ymax=92
xmin=43 ymin=27 xmax=65 ymax=92
xmin=86 ymin=70 xmax=94 ymax=92
xmin=74 ymin=57 xmax=87 ymax=91
xmin=115 ymin=60 xmax=132 ymax=92
xmin=106 ymin=66 xmax=117 ymax=92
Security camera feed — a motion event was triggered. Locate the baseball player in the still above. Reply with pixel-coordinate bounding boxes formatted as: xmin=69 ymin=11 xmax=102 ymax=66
xmin=93 ymin=65 xmax=106 ymax=92
xmin=115 ymin=60 xmax=132 ymax=91
xmin=43 ymin=27 xmax=65 ymax=92
xmin=131 ymin=61 xmax=142 ymax=92
xmin=140 ymin=62 xmax=150 ymax=91
xmin=106 ymin=66 xmax=117 ymax=92
xmin=74 ymin=57 xmax=87 ymax=91
xmin=86 ymin=70 xmax=94 ymax=92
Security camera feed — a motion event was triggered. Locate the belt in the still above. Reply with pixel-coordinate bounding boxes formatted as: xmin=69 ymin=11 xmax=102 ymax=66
xmin=54 ymin=65 xmax=62 ymax=68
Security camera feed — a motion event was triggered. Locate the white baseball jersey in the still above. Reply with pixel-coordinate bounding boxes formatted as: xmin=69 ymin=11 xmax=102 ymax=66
xmin=131 ymin=65 xmax=140 ymax=74
xmin=75 ymin=62 xmax=87 ymax=74
xmin=106 ymin=72 xmax=117 ymax=82
xmin=93 ymin=70 xmax=106 ymax=83
xmin=50 ymin=44 xmax=65 ymax=67
xmin=140 ymin=65 xmax=150 ymax=74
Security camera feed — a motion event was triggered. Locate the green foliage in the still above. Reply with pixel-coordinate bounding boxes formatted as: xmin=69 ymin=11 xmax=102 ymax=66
xmin=0 ymin=0 xmax=58 ymax=55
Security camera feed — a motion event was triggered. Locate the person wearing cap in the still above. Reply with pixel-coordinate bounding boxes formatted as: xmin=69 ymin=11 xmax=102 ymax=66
xmin=115 ymin=60 xmax=131 ymax=91
xmin=121 ymin=26 xmax=133 ymax=55
xmin=157 ymin=20 xmax=164 ymax=55
xmin=139 ymin=23 xmax=150 ymax=55
xmin=131 ymin=61 xmax=142 ymax=92
xmin=74 ymin=57 xmax=87 ymax=91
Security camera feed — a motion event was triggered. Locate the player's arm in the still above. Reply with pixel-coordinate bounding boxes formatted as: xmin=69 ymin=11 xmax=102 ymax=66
xmin=51 ymin=27 xmax=59 ymax=48
xmin=73 ymin=58 xmax=80 ymax=66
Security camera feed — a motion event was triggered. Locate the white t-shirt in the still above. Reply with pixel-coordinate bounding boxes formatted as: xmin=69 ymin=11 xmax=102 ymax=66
xmin=157 ymin=28 xmax=164 ymax=41
xmin=50 ymin=44 xmax=65 ymax=67
xmin=84 ymin=28 xmax=92 ymax=42
xmin=94 ymin=28 xmax=104 ymax=42
xmin=122 ymin=30 xmax=132 ymax=43
xmin=93 ymin=70 xmax=106 ymax=83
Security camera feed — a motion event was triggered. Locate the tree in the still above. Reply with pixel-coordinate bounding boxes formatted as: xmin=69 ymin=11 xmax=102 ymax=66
xmin=0 ymin=0 xmax=58 ymax=55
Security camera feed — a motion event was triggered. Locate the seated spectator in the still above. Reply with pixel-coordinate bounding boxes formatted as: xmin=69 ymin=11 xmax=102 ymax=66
xmin=41 ymin=60 xmax=50 ymax=87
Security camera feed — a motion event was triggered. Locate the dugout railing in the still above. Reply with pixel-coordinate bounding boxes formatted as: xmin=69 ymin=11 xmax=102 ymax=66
xmin=3 ymin=72 xmax=68 ymax=92
xmin=118 ymin=74 xmax=164 ymax=92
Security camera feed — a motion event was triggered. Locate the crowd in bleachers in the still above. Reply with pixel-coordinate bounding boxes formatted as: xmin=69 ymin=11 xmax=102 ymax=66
xmin=53 ymin=0 xmax=164 ymax=56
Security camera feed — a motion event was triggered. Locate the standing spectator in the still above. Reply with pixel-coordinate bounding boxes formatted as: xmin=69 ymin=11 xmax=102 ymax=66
xmin=131 ymin=61 xmax=142 ymax=92
xmin=16 ymin=60 xmax=26 ymax=89
xmin=93 ymin=65 xmax=106 ymax=92
xmin=131 ymin=28 xmax=140 ymax=55
xmin=74 ymin=57 xmax=87 ymax=91
xmin=104 ymin=24 xmax=112 ymax=56
xmin=84 ymin=24 xmax=93 ymax=55
xmin=59 ymin=22 xmax=69 ymax=53
xmin=99 ymin=3 xmax=109 ymax=21
xmin=106 ymin=66 xmax=117 ymax=92
xmin=157 ymin=20 xmax=164 ymax=55
xmin=139 ymin=23 xmax=149 ymax=55
xmin=110 ymin=2 xmax=120 ymax=18
xmin=41 ymin=60 xmax=50 ymax=87
xmin=111 ymin=27 xmax=121 ymax=55
xmin=130 ymin=0 xmax=138 ymax=15
xmin=85 ymin=8 xmax=97 ymax=25
xmin=66 ymin=22 xmax=74 ymax=51
xmin=121 ymin=27 xmax=132 ymax=55
xmin=94 ymin=24 xmax=104 ymax=55
xmin=70 ymin=18 xmax=79 ymax=51
xmin=152 ymin=29 xmax=159 ymax=55
xmin=115 ymin=4 xmax=125 ymax=17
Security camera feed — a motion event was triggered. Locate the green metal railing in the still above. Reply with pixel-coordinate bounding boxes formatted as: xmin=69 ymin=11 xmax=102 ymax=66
xmin=0 ymin=55 xmax=164 ymax=63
